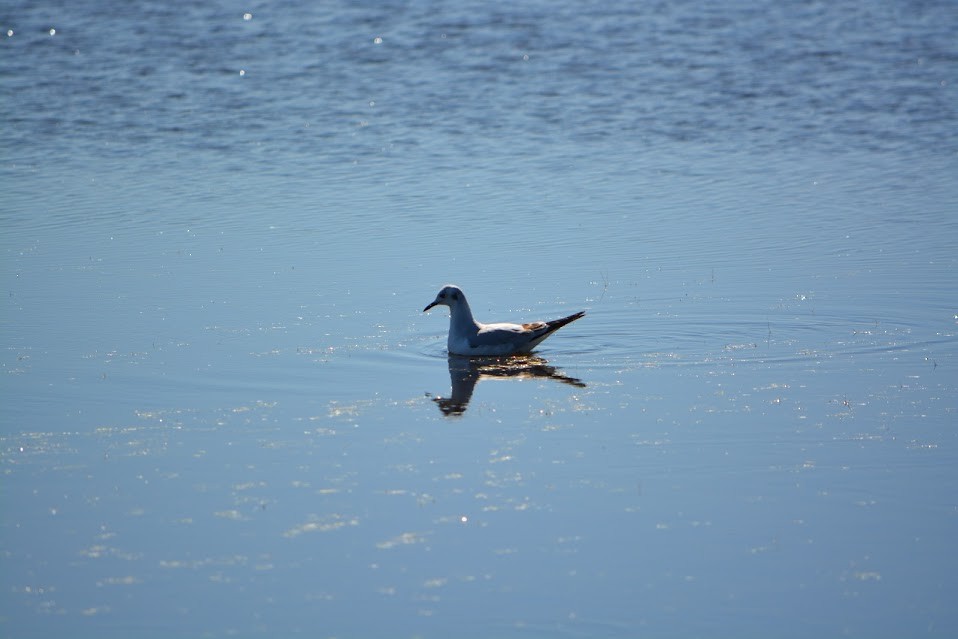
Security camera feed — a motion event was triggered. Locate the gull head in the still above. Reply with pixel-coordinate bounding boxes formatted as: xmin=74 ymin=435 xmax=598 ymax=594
xmin=423 ymin=284 xmax=465 ymax=313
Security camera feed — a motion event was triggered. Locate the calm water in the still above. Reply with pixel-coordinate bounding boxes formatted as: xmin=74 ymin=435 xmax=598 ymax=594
xmin=2 ymin=0 xmax=957 ymax=637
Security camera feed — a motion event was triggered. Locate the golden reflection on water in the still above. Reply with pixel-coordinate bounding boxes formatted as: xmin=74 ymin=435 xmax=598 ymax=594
xmin=429 ymin=354 xmax=586 ymax=416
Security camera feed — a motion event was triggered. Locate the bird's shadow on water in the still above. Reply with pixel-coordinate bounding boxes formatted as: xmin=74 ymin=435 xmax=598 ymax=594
xmin=427 ymin=354 xmax=587 ymax=417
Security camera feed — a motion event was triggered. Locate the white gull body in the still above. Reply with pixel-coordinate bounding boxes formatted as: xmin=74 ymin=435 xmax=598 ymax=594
xmin=423 ymin=284 xmax=585 ymax=356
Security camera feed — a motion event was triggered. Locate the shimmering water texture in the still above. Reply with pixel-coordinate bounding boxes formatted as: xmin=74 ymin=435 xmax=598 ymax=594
xmin=2 ymin=0 xmax=957 ymax=638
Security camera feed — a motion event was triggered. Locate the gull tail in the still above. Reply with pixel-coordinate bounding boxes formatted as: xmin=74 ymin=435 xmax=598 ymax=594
xmin=525 ymin=310 xmax=586 ymax=350
xmin=546 ymin=311 xmax=586 ymax=333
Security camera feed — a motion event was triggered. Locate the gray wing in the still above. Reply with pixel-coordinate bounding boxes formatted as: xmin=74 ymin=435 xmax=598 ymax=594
xmin=467 ymin=312 xmax=585 ymax=351
xmin=468 ymin=322 xmax=538 ymax=349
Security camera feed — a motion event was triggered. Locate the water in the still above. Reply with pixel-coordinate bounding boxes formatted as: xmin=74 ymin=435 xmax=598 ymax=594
xmin=2 ymin=0 xmax=957 ymax=637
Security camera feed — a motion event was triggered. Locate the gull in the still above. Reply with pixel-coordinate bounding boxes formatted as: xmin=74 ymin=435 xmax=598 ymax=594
xmin=423 ymin=284 xmax=585 ymax=356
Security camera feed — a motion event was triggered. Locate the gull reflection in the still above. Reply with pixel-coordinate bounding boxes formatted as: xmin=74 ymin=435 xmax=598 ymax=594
xmin=430 ymin=354 xmax=586 ymax=416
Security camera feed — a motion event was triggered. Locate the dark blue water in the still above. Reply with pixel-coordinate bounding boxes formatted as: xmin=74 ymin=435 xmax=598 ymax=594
xmin=3 ymin=1 xmax=957 ymax=638
xmin=4 ymin=0 xmax=957 ymax=163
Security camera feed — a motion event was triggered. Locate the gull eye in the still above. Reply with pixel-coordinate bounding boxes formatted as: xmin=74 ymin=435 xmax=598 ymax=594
xmin=438 ymin=292 xmax=446 ymax=299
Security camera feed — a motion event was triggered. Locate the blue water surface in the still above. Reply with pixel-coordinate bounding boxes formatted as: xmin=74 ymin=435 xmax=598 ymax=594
xmin=2 ymin=1 xmax=957 ymax=638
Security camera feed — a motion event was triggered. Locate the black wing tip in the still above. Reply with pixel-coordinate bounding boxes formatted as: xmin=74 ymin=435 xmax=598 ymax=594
xmin=545 ymin=310 xmax=586 ymax=332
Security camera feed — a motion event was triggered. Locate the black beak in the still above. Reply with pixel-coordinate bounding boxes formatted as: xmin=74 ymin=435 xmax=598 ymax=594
xmin=423 ymin=301 xmax=437 ymax=312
